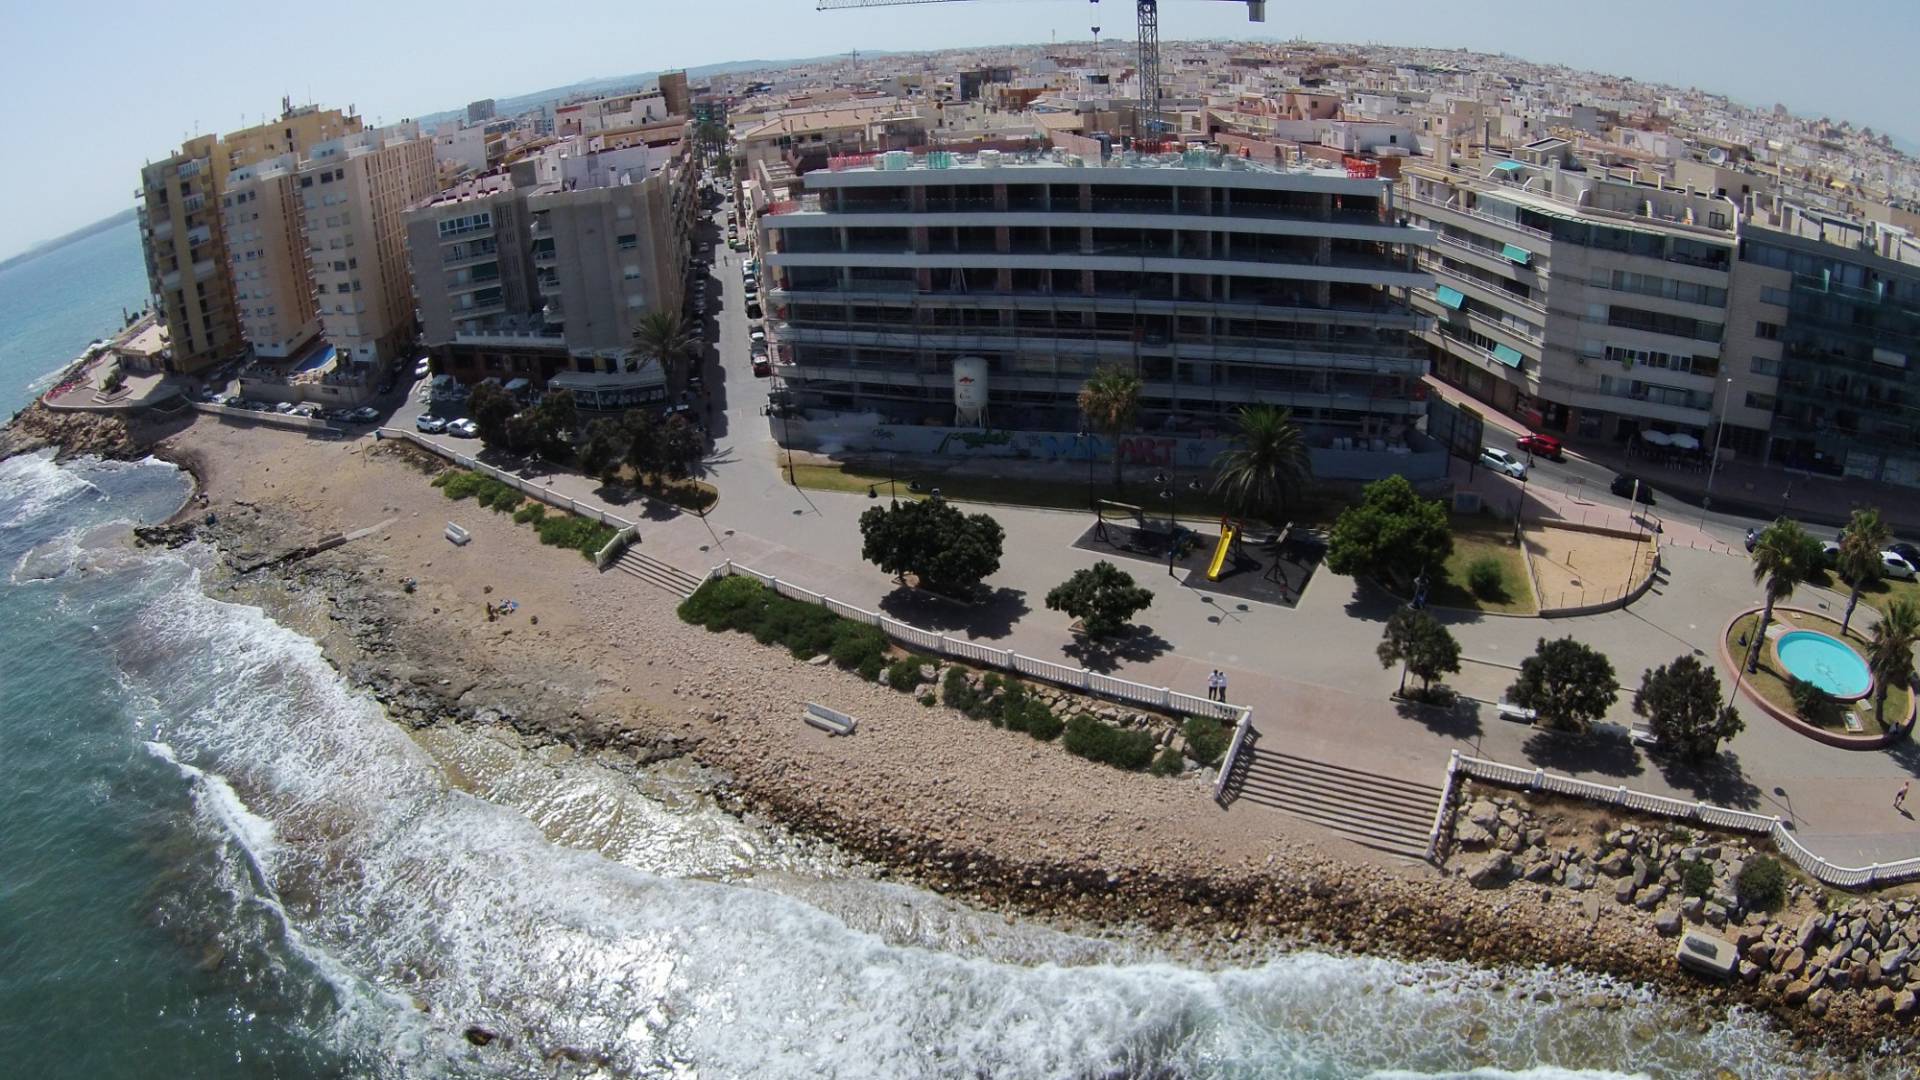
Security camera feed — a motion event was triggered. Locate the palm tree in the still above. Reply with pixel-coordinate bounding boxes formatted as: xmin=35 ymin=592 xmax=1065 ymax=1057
xmin=1077 ymin=365 xmax=1142 ymax=489
xmin=1210 ymin=405 xmax=1311 ymax=527
xmin=1866 ymin=599 xmax=1920 ymax=728
xmin=1837 ymin=507 xmax=1891 ymax=636
xmin=632 ymin=309 xmax=699 ymax=395
xmin=1746 ymin=518 xmax=1821 ymax=672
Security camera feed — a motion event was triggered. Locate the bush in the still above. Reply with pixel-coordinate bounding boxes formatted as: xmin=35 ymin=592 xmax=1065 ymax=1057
xmin=677 ymin=575 xmax=769 ymax=632
xmin=1465 ymin=556 xmax=1507 ymax=600
xmin=1024 ymin=706 xmax=1064 ymax=742
xmin=533 ymin=512 xmax=617 ymax=560
xmin=941 ymin=667 xmax=978 ymax=712
xmin=1680 ymin=858 xmax=1715 ymax=899
xmin=885 ymin=655 xmax=927 ymax=693
xmin=856 ymin=652 xmax=885 ymax=682
xmin=1181 ymin=716 xmax=1230 ymax=768
xmin=1150 ymin=748 xmax=1185 ymax=777
xmin=829 ymin=622 xmax=888 ymax=674
xmin=1787 ymin=676 xmax=1841 ymax=726
xmin=918 ymin=693 xmax=936 ymax=708
xmin=1062 ymin=713 xmax=1158 ymax=771
xmin=1736 ymin=855 xmax=1788 ymax=912
xmin=512 ymin=503 xmax=547 ymax=525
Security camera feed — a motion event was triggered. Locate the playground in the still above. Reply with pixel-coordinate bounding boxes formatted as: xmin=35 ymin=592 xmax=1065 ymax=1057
xmin=1070 ymin=502 xmax=1321 ymax=608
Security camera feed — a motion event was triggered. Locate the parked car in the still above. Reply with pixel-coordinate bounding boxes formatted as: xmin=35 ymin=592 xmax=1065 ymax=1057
xmin=415 ymin=415 xmax=448 ymax=434
xmin=348 ymin=405 xmax=380 ymax=423
xmin=414 ymin=358 xmax=432 ymax=379
xmin=1745 ymin=527 xmax=1758 ymax=553
xmin=446 ymin=418 xmax=480 ymax=438
xmin=1609 ymin=474 xmax=1655 ymax=504
xmin=1889 ymin=542 xmax=1920 ymax=567
xmin=1516 ymin=433 xmax=1563 ymax=460
xmin=752 ymin=357 xmax=772 ymax=377
xmin=1883 ymin=551 xmax=1920 ymax=581
xmin=1478 ymin=447 xmax=1527 ymax=479
xmin=1820 ymin=540 xmax=1842 ymax=567
xmin=749 ymin=326 xmax=767 ymax=343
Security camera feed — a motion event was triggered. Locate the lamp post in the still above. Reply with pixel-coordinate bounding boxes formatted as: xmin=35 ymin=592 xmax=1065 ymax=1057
xmin=1079 ymin=423 xmax=1096 ymax=512
xmin=1156 ymin=471 xmax=1177 ymax=576
xmin=1701 ymin=374 xmax=1733 ymax=523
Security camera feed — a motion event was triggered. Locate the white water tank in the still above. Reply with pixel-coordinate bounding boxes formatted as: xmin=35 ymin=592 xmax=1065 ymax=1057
xmin=978 ymin=149 xmax=1003 ymax=169
xmin=953 ymin=356 xmax=989 ymax=427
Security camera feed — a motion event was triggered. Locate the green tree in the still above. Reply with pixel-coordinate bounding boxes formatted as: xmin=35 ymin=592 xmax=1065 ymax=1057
xmin=1077 ymin=364 xmax=1142 ymax=489
xmin=576 ymin=418 xmax=628 ymax=484
xmin=1376 ymin=608 xmax=1462 ymax=695
xmin=1045 ymin=561 xmax=1155 ymax=640
xmin=1324 ymin=474 xmax=1453 ymax=589
xmin=1836 ymin=507 xmax=1891 ymax=636
xmin=653 ymin=414 xmax=705 ymax=480
xmin=1507 ymin=637 xmax=1618 ymax=733
xmin=1746 ymin=518 xmax=1822 ymax=672
xmin=1866 ymin=599 xmax=1920 ymax=728
xmin=509 ymin=389 xmax=577 ymax=462
xmin=1209 ymin=405 xmax=1311 ymax=527
xmin=468 ymin=381 xmax=517 ymax=450
xmin=631 ymin=309 xmax=700 ymax=394
xmin=1633 ymin=654 xmax=1743 ymax=764
xmin=622 ymin=409 xmax=662 ymax=476
xmin=858 ymin=498 xmax=1004 ymax=597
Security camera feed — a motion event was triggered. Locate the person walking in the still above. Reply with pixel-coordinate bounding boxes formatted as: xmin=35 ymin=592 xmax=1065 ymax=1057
xmin=1897 ymin=781 xmax=1911 ymax=811
xmin=1205 ymin=670 xmax=1220 ymax=702
xmin=1216 ymin=670 xmax=1229 ymax=703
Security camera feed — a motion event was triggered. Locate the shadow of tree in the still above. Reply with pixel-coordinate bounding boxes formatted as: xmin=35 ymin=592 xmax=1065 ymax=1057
xmin=1651 ymin=749 xmax=1764 ymax=809
xmin=1522 ymin=727 xmax=1646 ymax=779
xmin=1061 ymin=624 xmax=1175 ymax=672
xmin=1394 ymin=692 xmax=1484 ymax=740
xmin=878 ymin=585 xmax=1030 ymax=640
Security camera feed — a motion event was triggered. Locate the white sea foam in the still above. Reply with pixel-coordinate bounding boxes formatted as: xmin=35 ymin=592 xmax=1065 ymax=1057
xmin=0 ymin=448 xmax=100 ymax=527
xmin=89 ymin=550 xmax=1850 ymax=1080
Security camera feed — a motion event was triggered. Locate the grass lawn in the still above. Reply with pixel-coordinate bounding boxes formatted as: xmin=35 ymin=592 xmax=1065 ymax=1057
xmin=1726 ymin=611 xmax=1911 ymax=737
xmin=1429 ymin=514 xmax=1537 ymax=615
xmin=790 ymin=460 xmax=1300 ymax=523
xmin=1854 ymin=575 xmax=1920 ymax=620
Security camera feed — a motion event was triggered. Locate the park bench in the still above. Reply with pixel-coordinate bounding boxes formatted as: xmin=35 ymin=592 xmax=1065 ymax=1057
xmin=803 ymin=702 xmax=856 ymax=736
xmin=1675 ymin=930 xmax=1737 ymax=980
xmin=445 ymin=522 xmax=471 ymax=546
xmin=1496 ymin=702 xmax=1537 ymax=725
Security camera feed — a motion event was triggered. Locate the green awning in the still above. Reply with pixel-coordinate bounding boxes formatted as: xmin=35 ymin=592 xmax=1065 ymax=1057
xmin=1491 ymin=344 xmax=1524 ymax=368
xmin=1501 ymin=243 xmax=1533 ymax=265
xmin=1493 ymin=160 xmax=1527 ymax=173
xmin=1435 ymin=285 xmax=1465 ymax=310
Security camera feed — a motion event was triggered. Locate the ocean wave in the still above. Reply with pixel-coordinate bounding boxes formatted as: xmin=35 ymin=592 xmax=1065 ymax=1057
xmin=0 ymin=447 xmax=101 ymax=527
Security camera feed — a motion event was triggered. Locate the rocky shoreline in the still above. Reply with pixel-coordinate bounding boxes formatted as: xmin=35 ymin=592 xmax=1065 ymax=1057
xmin=20 ymin=412 xmax=1915 ymax=1068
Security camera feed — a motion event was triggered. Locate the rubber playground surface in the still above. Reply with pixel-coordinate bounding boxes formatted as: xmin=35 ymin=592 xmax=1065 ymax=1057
xmin=1070 ymin=519 xmax=1321 ymax=608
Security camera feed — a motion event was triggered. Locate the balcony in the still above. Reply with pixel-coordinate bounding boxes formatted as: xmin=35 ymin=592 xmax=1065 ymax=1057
xmin=448 ymin=271 xmax=503 ymax=296
xmin=1406 ymin=195 xmax=1552 ymax=241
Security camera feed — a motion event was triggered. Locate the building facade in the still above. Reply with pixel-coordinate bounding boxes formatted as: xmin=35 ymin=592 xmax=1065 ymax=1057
xmin=221 ymin=154 xmax=322 ymax=359
xmin=1402 ymin=145 xmax=1748 ymax=447
xmin=137 ymin=104 xmax=362 ymax=372
xmin=760 ymin=146 xmax=1433 ymax=439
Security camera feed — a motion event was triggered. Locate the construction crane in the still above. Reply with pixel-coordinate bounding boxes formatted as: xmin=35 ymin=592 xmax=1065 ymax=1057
xmin=817 ymin=0 xmax=1267 ymax=138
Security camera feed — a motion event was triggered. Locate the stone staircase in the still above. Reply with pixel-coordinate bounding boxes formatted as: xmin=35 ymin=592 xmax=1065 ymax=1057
xmin=611 ymin=548 xmax=704 ymax=598
xmin=1224 ymin=743 xmax=1442 ymax=861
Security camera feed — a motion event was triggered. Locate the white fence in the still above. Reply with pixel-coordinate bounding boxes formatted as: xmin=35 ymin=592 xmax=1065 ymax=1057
xmin=704 ymin=559 xmax=1254 ymax=787
xmin=378 ymin=428 xmax=637 ymax=530
xmin=1440 ymin=751 xmax=1920 ymax=890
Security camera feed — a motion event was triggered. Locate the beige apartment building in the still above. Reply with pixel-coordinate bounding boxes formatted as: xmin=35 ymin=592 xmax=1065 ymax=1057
xmin=298 ymin=123 xmax=439 ymax=369
xmin=221 ymin=155 xmax=321 ymax=358
xmin=137 ymin=104 xmax=362 ymax=372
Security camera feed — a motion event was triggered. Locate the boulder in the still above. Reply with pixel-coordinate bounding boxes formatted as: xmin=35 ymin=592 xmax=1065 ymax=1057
xmin=1455 ymin=821 xmax=1494 ymax=850
xmin=1681 ymin=896 xmax=1704 ymax=920
xmin=1615 ymin=878 xmax=1640 ymax=904
xmin=1497 ymin=807 xmax=1524 ymax=829
xmin=1654 ymin=909 xmax=1683 ymax=937
xmin=1564 ymin=864 xmax=1594 ymax=892
xmin=1806 ymin=987 xmax=1832 ymax=1017
xmin=1880 ymin=947 xmax=1909 ymax=977
xmin=1466 ymin=852 xmax=1512 ymax=889
xmin=1896 ymin=990 xmax=1919 ymax=1017
xmin=1796 ymin=914 xmax=1826 ymax=951
xmin=1523 ymin=857 xmax=1556 ymax=883
xmin=1738 ymin=960 xmax=1762 ymax=983
xmin=1635 ymin=884 xmax=1668 ymax=911
xmin=1466 ymin=799 xmax=1500 ymax=829
xmin=1597 ymin=850 xmax=1633 ymax=878
xmin=1780 ymin=948 xmax=1807 ymax=977
xmin=1873 ymin=986 xmax=1898 ymax=1014
xmin=1782 ymin=979 xmax=1814 ymax=1006
xmin=1704 ymin=902 xmax=1728 ymax=929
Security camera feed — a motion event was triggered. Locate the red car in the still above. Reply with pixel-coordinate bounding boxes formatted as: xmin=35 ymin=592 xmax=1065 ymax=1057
xmin=1516 ymin=433 xmax=1563 ymax=460
xmin=752 ymin=357 xmax=772 ymax=378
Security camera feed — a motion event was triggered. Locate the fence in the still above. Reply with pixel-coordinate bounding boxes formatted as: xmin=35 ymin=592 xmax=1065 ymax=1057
xmin=703 ymin=559 xmax=1253 ymax=788
xmin=1436 ymin=751 xmax=1920 ymax=890
xmin=196 ymin=402 xmax=342 ymax=434
xmin=377 ymin=428 xmax=637 ymax=530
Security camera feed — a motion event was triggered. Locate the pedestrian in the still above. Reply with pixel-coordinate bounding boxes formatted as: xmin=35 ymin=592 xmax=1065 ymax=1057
xmin=1206 ymin=670 xmax=1223 ymax=702
xmin=1898 ymin=781 xmax=1911 ymax=811
xmin=1217 ymin=670 xmax=1229 ymax=703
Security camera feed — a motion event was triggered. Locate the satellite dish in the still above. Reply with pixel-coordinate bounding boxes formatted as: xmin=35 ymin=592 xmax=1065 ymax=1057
xmin=1707 ymin=146 xmax=1727 ymax=165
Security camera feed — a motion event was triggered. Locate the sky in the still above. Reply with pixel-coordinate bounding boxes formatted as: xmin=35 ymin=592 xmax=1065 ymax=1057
xmin=4 ymin=0 xmax=1916 ymax=261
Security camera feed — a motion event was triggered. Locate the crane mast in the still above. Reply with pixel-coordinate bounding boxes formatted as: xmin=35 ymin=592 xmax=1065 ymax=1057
xmin=818 ymin=0 xmax=1267 ymax=139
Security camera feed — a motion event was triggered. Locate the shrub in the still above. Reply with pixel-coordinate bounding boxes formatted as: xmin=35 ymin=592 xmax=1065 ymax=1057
xmin=1181 ymin=716 xmax=1230 ymax=768
xmin=918 ymin=693 xmax=936 ymax=708
xmin=1680 ymin=859 xmax=1715 ymax=899
xmin=677 ymin=575 xmax=768 ymax=632
xmin=512 ymin=503 xmax=547 ymax=525
xmin=941 ymin=667 xmax=978 ymax=712
xmin=1465 ymin=556 xmax=1507 ymax=600
xmin=885 ymin=655 xmax=927 ymax=693
xmin=1024 ymin=705 xmax=1064 ymax=741
xmin=829 ymin=622 xmax=887 ymax=674
xmin=1150 ymin=748 xmax=1185 ymax=777
xmin=1736 ymin=855 xmax=1788 ymax=912
xmin=1062 ymin=713 xmax=1157 ymax=771
xmin=533 ymin=512 xmax=616 ymax=560
xmin=1787 ymin=676 xmax=1841 ymax=726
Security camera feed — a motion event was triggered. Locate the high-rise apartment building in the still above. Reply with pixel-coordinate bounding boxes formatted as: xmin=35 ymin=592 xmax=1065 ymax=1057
xmin=221 ymin=155 xmax=322 ymax=358
xmin=405 ymin=137 xmax=697 ymax=407
xmin=1402 ymin=141 xmax=1745 ymax=446
xmin=136 ymin=104 xmax=362 ymax=373
xmin=467 ymin=99 xmax=497 ymax=124
xmin=759 ymin=145 xmax=1433 ymax=442
xmin=658 ymin=71 xmax=690 ymax=118
xmin=298 ymin=123 xmax=439 ymax=368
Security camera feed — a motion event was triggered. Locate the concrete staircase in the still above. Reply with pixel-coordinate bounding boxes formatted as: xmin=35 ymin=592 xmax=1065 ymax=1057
xmin=611 ymin=548 xmax=704 ymax=598
xmin=1224 ymin=743 xmax=1442 ymax=861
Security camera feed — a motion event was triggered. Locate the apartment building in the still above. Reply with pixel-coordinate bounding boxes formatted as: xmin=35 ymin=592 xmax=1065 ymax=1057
xmin=221 ymin=155 xmax=322 ymax=358
xmin=405 ymin=137 xmax=696 ymax=407
xmin=1402 ymin=141 xmax=1746 ymax=447
xmin=759 ymin=144 xmax=1435 ymax=452
xmin=137 ymin=104 xmax=362 ymax=372
xmin=297 ymin=123 xmax=438 ymax=369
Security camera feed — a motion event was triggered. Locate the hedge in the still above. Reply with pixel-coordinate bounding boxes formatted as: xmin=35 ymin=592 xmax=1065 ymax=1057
xmin=432 ymin=469 xmax=614 ymax=560
xmin=1062 ymin=713 xmax=1158 ymax=771
xmin=676 ymin=577 xmax=886 ymax=678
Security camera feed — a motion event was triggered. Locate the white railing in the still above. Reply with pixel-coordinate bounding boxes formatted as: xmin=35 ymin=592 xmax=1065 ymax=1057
xmin=1440 ymin=751 xmax=1920 ymax=890
xmin=377 ymin=428 xmax=637 ymax=530
xmin=704 ymin=559 xmax=1255 ymax=783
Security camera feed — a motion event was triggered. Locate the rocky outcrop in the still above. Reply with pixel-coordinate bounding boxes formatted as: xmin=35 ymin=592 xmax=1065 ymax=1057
xmin=1 ymin=401 xmax=147 ymax=461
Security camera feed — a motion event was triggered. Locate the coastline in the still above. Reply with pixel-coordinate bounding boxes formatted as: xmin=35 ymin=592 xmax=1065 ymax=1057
xmin=21 ymin=409 xmax=1912 ymax=1065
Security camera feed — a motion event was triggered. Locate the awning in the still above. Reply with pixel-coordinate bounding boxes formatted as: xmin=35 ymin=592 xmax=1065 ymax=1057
xmin=1501 ymin=243 xmax=1533 ymax=265
xmin=1493 ymin=160 xmax=1527 ymax=173
xmin=1491 ymin=344 xmax=1524 ymax=369
xmin=1668 ymin=433 xmax=1701 ymax=451
xmin=1640 ymin=430 xmax=1672 ymax=447
xmin=1435 ymin=285 xmax=1465 ymax=310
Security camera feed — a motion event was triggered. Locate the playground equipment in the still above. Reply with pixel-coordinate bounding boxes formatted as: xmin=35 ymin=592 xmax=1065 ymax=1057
xmin=1206 ymin=518 xmax=1241 ymax=581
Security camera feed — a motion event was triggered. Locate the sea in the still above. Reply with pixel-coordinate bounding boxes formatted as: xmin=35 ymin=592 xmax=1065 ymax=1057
xmin=0 ymin=217 xmax=1885 ymax=1078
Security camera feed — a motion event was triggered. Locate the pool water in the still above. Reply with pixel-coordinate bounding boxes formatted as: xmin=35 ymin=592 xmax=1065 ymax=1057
xmin=1775 ymin=630 xmax=1873 ymax=700
xmin=293 ymin=344 xmax=336 ymax=373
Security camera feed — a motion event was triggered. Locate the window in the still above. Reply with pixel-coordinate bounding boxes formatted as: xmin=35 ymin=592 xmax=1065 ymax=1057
xmin=1750 ymin=355 xmax=1780 ymax=377
xmin=1756 ymin=321 xmax=1781 ymax=340
xmin=1745 ymin=392 xmax=1777 ymax=411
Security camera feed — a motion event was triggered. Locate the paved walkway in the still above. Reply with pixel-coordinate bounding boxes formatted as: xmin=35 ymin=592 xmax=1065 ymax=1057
xmin=391 ymin=218 xmax=1920 ymax=873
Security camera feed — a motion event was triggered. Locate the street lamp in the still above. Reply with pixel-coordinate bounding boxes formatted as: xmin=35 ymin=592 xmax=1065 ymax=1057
xmin=1079 ymin=423 xmax=1095 ymax=512
xmin=1701 ymin=374 xmax=1733 ymax=521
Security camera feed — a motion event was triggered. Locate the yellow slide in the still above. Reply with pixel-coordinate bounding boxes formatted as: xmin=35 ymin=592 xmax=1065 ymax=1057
xmin=1206 ymin=521 xmax=1237 ymax=581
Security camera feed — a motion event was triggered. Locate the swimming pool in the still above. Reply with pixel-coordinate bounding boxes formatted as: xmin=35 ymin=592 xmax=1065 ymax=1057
xmin=293 ymin=344 xmax=337 ymax=373
xmin=1774 ymin=629 xmax=1873 ymax=700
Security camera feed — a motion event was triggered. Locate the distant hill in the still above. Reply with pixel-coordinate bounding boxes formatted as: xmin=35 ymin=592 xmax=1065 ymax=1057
xmin=0 ymin=207 xmax=137 ymax=272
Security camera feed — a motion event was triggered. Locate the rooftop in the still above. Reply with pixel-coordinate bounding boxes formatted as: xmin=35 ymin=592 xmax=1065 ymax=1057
xmin=801 ymin=145 xmax=1377 ymax=183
